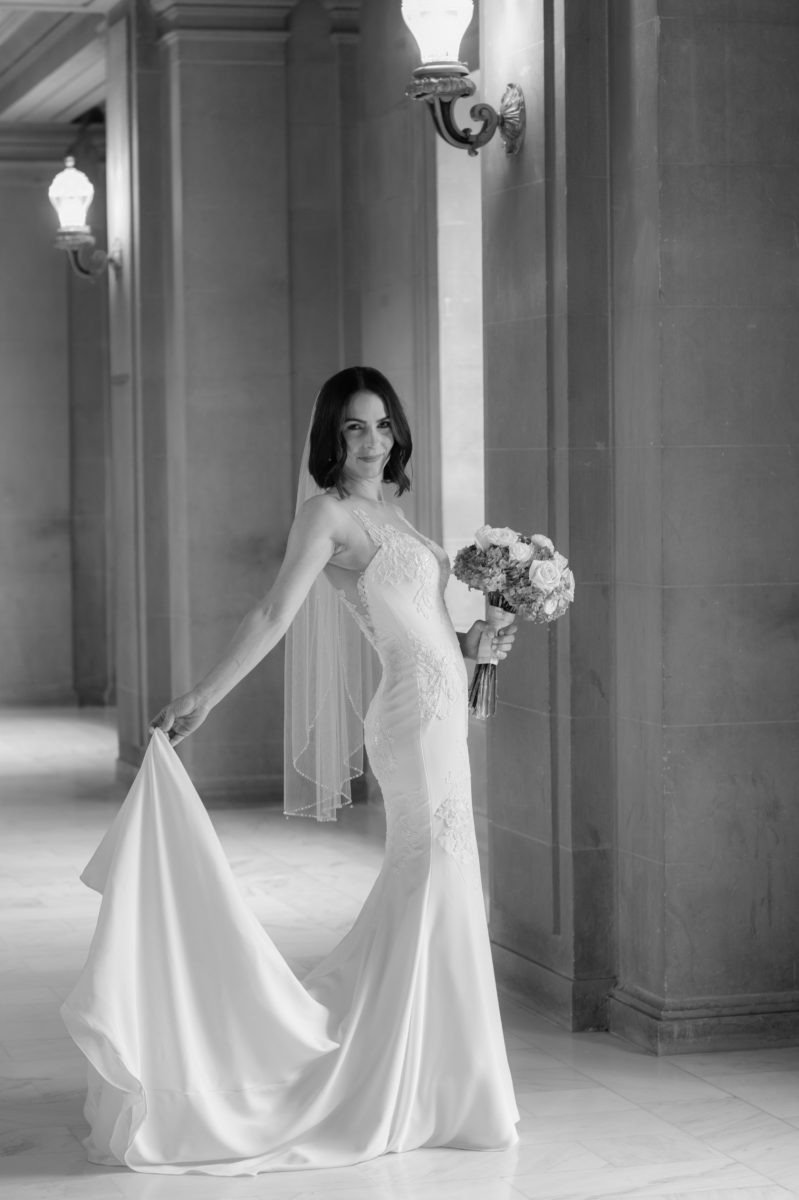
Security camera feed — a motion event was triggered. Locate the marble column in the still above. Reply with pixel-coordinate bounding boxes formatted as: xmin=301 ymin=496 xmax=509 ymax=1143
xmin=610 ymin=0 xmax=799 ymax=1052
xmin=481 ymin=0 xmax=615 ymax=1030
xmin=106 ymin=0 xmax=295 ymax=797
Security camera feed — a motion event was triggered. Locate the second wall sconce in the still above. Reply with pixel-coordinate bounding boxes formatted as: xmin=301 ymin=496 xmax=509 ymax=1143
xmin=401 ymin=0 xmax=525 ymax=156
xmin=48 ymin=156 xmax=121 ymax=282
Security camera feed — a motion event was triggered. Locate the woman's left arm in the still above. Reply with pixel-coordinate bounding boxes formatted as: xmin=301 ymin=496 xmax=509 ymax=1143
xmin=149 ymin=495 xmax=342 ymax=744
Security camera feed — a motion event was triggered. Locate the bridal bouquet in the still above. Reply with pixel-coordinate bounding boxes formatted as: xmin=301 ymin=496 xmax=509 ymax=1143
xmin=453 ymin=524 xmax=575 ymax=718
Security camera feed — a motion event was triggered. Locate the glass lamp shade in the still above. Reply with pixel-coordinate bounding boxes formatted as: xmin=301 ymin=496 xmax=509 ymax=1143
xmin=48 ymin=156 xmax=94 ymax=231
xmin=401 ymin=0 xmax=474 ymax=66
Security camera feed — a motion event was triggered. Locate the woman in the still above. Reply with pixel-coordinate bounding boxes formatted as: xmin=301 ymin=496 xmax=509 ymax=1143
xmin=68 ymin=367 xmax=520 ymax=1174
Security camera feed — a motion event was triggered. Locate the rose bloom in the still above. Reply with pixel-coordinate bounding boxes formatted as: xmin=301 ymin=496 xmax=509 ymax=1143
xmin=474 ymin=524 xmax=494 ymax=551
xmin=531 ymin=533 xmax=555 ymax=554
xmin=542 ymin=594 xmax=559 ymax=616
xmin=508 ymin=540 xmax=534 ymax=565
xmin=488 ymin=526 xmax=520 ymax=547
xmin=552 ymin=551 xmax=569 ymax=574
xmin=528 ymin=558 xmax=562 ymax=594
xmin=475 ymin=524 xmax=520 ymax=550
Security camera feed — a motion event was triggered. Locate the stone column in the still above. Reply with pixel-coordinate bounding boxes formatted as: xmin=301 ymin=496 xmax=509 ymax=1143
xmin=106 ymin=0 xmax=296 ymax=797
xmin=286 ymin=0 xmax=354 ymax=462
xmin=325 ymin=0 xmax=362 ymax=370
xmin=105 ymin=0 xmax=169 ymax=764
xmin=610 ymin=0 xmax=799 ymax=1051
xmin=481 ymin=0 xmax=615 ymax=1029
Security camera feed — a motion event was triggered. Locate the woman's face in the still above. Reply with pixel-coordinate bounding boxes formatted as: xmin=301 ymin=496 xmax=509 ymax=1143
xmin=340 ymin=390 xmax=394 ymax=488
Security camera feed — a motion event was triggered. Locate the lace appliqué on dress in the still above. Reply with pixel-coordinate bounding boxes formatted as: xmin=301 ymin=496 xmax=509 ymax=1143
xmin=407 ymin=630 xmax=463 ymax=722
xmin=351 ymin=507 xmax=437 ymax=619
xmin=434 ymin=767 xmax=478 ymax=867
xmin=394 ymin=508 xmax=453 ymax=601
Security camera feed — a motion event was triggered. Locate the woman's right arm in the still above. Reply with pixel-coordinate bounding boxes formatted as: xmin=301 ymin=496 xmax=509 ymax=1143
xmin=150 ymin=496 xmax=343 ymax=744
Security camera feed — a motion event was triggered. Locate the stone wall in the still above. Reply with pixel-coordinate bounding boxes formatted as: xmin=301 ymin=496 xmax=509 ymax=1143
xmin=106 ymin=0 xmax=293 ymax=796
xmin=67 ymin=143 xmax=113 ymax=707
xmin=610 ymin=0 xmax=799 ymax=1052
xmin=0 ymin=140 xmax=73 ymax=704
xmin=481 ymin=0 xmax=799 ymax=1049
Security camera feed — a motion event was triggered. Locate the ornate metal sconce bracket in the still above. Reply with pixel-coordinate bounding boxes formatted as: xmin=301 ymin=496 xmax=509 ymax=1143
xmin=55 ymin=229 xmax=122 ymax=283
xmin=407 ymin=70 xmax=525 ymax=157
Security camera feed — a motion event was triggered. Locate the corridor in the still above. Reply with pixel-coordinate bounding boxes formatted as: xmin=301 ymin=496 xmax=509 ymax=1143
xmin=1 ymin=709 xmax=798 ymax=1198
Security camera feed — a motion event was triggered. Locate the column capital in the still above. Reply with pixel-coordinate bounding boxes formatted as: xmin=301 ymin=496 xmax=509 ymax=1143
xmin=149 ymin=0 xmax=299 ymax=35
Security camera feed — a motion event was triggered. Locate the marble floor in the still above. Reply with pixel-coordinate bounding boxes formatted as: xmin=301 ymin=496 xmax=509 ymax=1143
xmin=1 ymin=707 xmax=798 ymax=1199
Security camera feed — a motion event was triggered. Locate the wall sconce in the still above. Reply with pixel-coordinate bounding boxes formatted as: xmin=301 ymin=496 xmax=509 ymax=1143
xmin=48 ymin=156 xmax=121 ymax=282
xmin=401 ymin=0 xmax=525 ymax=156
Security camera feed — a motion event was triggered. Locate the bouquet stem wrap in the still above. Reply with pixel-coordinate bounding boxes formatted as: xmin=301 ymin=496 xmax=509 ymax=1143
xmin=468 ymin=593 xmax=517 ymax=719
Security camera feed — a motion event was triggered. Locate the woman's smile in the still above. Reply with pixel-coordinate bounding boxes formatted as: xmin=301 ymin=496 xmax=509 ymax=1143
xmin=339 ymin=390 xmax=395 ymax=498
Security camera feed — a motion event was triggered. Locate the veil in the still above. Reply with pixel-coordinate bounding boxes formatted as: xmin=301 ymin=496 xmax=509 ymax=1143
xmin=283 ymin=399 xmax=378 ymax=821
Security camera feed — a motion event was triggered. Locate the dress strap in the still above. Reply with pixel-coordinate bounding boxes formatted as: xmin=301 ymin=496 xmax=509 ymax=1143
xmin=349 ymin=505 xmax=389 ymax=546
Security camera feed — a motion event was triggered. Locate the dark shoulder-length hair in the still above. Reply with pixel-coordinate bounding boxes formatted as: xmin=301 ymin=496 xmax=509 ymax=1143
xmin=308 ymin=366 xmax=413 ymax=497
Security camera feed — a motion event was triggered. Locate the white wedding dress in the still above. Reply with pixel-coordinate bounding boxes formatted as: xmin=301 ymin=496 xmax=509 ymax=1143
xmin=61 ymin=505 xmax=519 ymax=1174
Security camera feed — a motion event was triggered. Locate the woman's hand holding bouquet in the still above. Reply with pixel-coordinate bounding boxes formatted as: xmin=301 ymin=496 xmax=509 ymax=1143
xmin=453 ymin=523 xmax=575 ymax=718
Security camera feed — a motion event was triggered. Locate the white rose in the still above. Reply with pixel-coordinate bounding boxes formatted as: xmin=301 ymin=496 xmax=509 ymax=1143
xmin=489 ymin=525 xmax=520 ymax=547
xmin=474 ymin=524 xmax=494 ymax=551
xmin=528 ymin=558 xmax=562 ymax=594
xmin=508 ymin=540 xmax=533 ymax=564
xmin=531 ymin=533 xmax=554 ymax=554
xmin=475 ymin=524 xmax=519 ymax=550
xmin=553 ymin=551 xmax=569 ymax=574
xmin=542 ymin=594 xmax=559 ymax=615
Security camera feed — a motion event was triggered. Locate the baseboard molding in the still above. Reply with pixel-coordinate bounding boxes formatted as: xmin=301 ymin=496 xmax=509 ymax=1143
xmin=0 ymin=688 xmax=78 ymax=706
xmin=116 ymin=745 xmax=283 ymax=805
xmin=610 ymin=984 xmax=799 ymax=1054
xmin=197 ymin=776 xmax=284 ymax=806
xmin=492 ymin=943 xmax=613 ymax=1032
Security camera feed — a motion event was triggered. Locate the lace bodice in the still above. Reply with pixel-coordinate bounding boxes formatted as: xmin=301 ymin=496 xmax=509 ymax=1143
xmin=341 ymin=506 xmax=464 ymax=718
xmin=330 ymin=507 xmax=446 ymax=634
xmin=330 ymin=505 xmax=477 ymax=875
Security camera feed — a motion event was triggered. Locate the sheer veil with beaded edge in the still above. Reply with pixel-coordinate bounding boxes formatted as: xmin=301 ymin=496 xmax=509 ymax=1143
xmin=283 ymin=398 xmax=379 ymax=821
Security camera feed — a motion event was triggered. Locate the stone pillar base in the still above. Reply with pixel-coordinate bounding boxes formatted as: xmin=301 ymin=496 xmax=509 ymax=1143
xmin=610 ymin=985 xmax=799 ymax=1055
xmin=492 ymin=944 xmax=613 ymax=1033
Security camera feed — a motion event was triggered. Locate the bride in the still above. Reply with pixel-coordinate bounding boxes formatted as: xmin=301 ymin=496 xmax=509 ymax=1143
xmin=63 ymin=366 xmax=521 ymax=1175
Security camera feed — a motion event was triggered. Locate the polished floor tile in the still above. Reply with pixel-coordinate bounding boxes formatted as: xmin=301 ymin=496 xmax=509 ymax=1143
xmin=1 ymin=708 xmax=798 ymax=1199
